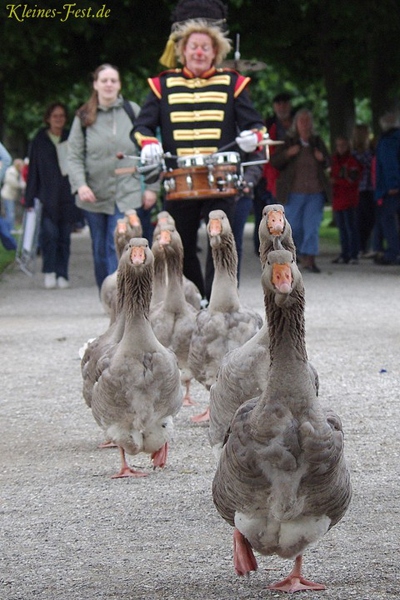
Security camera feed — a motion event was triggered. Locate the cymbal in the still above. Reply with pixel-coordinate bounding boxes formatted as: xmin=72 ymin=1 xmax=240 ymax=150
xmin=221 ymin=59 xmax=267 ymax=72
xmin=260 ymin=139 xmax=285 ymax=146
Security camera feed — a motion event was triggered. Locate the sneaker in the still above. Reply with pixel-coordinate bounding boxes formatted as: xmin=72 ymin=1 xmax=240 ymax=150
xmin=304 ymin=264 xmax=321 ymax=273
xmin=57 ymin=276 xmax=70 ymax=289
xmin=44 ymin=272 xmax=56 ymax=289
xmin=332 ymin=256 xmax=349 ymax=264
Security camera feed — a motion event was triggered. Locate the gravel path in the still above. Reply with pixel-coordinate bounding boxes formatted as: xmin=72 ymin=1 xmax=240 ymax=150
xmin=1 ymin=225 xmax=399 ymax=599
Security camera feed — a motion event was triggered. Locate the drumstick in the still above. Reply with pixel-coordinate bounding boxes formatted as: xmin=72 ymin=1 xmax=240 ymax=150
xmin=116 ymin=152 xmax=141 ymax=161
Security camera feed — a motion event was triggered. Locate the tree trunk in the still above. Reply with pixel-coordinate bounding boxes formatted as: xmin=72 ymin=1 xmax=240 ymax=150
xmin=317 ymin=4 xmax=355 ymax=151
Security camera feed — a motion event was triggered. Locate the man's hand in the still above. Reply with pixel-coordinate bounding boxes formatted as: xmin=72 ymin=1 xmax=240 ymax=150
xmin=140 ymin=142 xmax=163 ymax=165
xmin=235 ymin=130 xmax=263 ymax=153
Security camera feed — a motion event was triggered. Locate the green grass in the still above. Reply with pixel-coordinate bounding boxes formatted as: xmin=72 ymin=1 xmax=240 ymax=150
xmin=319 ymin=206 xmax=340 ymax=253
xmin=0 ymin=228 xmax=21 ymax=274
xmin=0 ymin=246 xmax=17 ymax=274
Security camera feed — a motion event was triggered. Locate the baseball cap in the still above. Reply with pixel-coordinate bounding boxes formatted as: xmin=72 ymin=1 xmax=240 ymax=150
xmin=273 ymin=92 xmax=292 ymax=103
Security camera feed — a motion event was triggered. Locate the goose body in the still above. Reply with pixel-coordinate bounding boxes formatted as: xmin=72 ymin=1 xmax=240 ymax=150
xmin=91 ymin=238 xmax=183 ymax=477
xmin=152 ymin=211 xmax=202 ymax=310
xmin=100 ymin=214 xmax=143 ymax=320
xmin=209 ymin=207 xmax=317 ymax=457
xmin=150 ymin=225 xmax=198 ymax=405
xmin=188 ymin=210 xmax=263 ymax=422
xmin=212 ymin=247 xmax=351 ymax=592
xmin=81 ymin=245 xmax=129 ymax=411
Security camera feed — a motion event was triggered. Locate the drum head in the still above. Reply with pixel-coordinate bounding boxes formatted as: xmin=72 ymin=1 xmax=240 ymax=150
xmin=177 ymin=155 xmax=207 ymax=168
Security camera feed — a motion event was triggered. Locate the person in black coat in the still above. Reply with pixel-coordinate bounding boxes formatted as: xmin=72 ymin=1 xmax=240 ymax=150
xmin=25 ymin=102 xmax=81 ymax=288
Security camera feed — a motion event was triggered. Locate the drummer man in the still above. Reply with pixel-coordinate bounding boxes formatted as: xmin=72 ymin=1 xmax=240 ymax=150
xmin=133 ymin=18 xmax=265 ymax=300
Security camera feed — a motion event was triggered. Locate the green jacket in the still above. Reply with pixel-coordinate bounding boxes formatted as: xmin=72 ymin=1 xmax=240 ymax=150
xmin=67 ymin=96 xmax=159 ymax=215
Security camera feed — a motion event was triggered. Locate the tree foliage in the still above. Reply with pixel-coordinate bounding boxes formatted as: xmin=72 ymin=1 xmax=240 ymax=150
xmin=2 ymin=0 xmax=400 ymax=154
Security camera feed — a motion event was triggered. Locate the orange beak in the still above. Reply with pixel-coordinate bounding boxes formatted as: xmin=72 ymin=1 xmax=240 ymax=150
xmin=267 ymin=210 xmax=284 ymax=235
xmin=209 ymin=218 xmax=222 ymax=236
xmin=130 ymin=246 xmax=146 ymax=265
xmin=117 ymin=222 xmax=128 ymax=234
xmin=272 ymin=263 xmax=292 ymax=293
xmin=159 ymin=230 xmax=171 ymax=246
xmin=128 ymin=214 xmax=140 ymax=227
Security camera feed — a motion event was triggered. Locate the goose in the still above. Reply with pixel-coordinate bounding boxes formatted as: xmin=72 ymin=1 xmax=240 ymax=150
xmin=81 ymin=288 xmax=125 ymax=412
xmin=150 ymin=219 xmax=174 ymax=310
xmin=90 ymin=238 xmax=183 ymax=478
xmin=258 ymin=203 xmax=296 ymax=268
xmin=188 ymin=210 xmax=263 ymax=422
xmin=209 ymin=210 xmax=318 ymax=458
xmin=153 ymin=211 xmax=202 ymax=311
xmin=100 ymin=214 xmax=143 ymax=321
xmin=81 ymin=246 xmax=130 ymax=448
xmin=150 ymin=224 xmax=198 ymax=406
xmin=212 ymin=246 xmax=351 ymax=592
xmin=125 ymin=209 xmax=143 ymax=237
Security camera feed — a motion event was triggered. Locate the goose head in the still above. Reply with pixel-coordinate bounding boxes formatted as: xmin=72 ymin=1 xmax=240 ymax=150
xmin=124 ymin=209 xmax=143 ymax=237
xmin=258 ymin=204 xmax=295 ymax=266
xmin=207 ymin=209 xmax=232 ymax=247
xmin=262 ymin=247 xmax=300 ymax=306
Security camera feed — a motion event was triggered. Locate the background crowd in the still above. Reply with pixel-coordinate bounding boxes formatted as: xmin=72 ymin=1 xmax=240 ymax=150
xmin=1 ymin=0 xmax=400 ymax=292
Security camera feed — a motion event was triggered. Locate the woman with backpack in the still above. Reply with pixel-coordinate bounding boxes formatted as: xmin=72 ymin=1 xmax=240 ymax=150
xmin=68 ymin=63 xmax=159 ymax=290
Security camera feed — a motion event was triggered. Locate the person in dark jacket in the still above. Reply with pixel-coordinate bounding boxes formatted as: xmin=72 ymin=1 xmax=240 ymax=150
xmin=372 ymin=111 xmax=400 ymax=265
xmin=25 ymin=102 xmax=78 ymax=288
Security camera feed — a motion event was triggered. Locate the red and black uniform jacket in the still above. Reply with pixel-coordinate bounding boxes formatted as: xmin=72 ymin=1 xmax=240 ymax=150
xmin=133 ymin=66 xmax=265 ymax=170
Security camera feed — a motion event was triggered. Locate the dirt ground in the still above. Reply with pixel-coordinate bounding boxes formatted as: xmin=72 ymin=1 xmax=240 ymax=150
xmin=1 ymin=224 xmax=399 ymax=599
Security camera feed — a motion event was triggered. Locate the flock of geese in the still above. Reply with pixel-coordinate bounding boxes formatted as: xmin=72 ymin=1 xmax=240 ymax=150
xmin=80 ymin=205 xmax=352 ymax=593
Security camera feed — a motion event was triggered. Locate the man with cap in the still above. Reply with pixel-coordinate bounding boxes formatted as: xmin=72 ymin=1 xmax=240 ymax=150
xmin=133 ymin=3 xmax=265 ymax=300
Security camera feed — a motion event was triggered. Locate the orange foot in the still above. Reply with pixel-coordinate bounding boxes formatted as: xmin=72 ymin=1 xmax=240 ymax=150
xmin=111 ymin=446 xmax=148 ymax=479
xmin=191 ymin=406 xmax=210 ymax=423
xmin=182 ymin=381 xmax=197 ymax=406
xmin=233 ymin=528 xmax=258 ymax=576
xmin=151 ymin=442 xmax=168 ymax=469
xmin=267 ymin=555 xmax=326 ymax=593
xmin=183 ymin=395 xmax=197 ymax=407
xmin=98 ymin=439 xmax=117 ymax=449
xmin=111 ymin=466 xmax=148 ymax=479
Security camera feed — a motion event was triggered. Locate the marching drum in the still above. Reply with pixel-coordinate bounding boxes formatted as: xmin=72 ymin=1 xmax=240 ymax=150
xmin=162 ymin=152 xmax=241 ymax=201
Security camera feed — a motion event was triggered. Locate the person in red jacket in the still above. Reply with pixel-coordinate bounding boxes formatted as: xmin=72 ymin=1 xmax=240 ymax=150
xmin=331 ymin=136 xmax=363 ymax=264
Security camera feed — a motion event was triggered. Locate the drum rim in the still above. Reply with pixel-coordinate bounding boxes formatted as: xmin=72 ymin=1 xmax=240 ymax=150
xmin=212 ymin=151 xmax=241 ymax=163
xmin=177 ymin=154 xmax=208 ymax=167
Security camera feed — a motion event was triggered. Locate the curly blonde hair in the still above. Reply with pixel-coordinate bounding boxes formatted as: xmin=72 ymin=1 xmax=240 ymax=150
xmin=174 ymin=19 xmax=232 ymax=66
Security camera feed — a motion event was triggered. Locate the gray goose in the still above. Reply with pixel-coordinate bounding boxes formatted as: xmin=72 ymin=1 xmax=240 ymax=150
xmin=150 ymin=225 xmax=199 ymax=406
xmin=209 ymin=210 xmax=318 ymax=458
xmin=81 ymin=241 xmax=132 ymax=448
xmin=212 ymin=247 xmax=351 ymax=592
xmin=81 ymin=273 xmax=126 ymax=412
xmin=100 ymin=214 xmax=143 ymax=321
xmin=258 ymin=203 xmax=296 ymax=267
xmin=153 ymin=211 xmax=202 ymax=311
xmin=188 ymin=210 xmax=263 ymax=422
xmin=91 ymin=238 xmax=183 ymax=478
